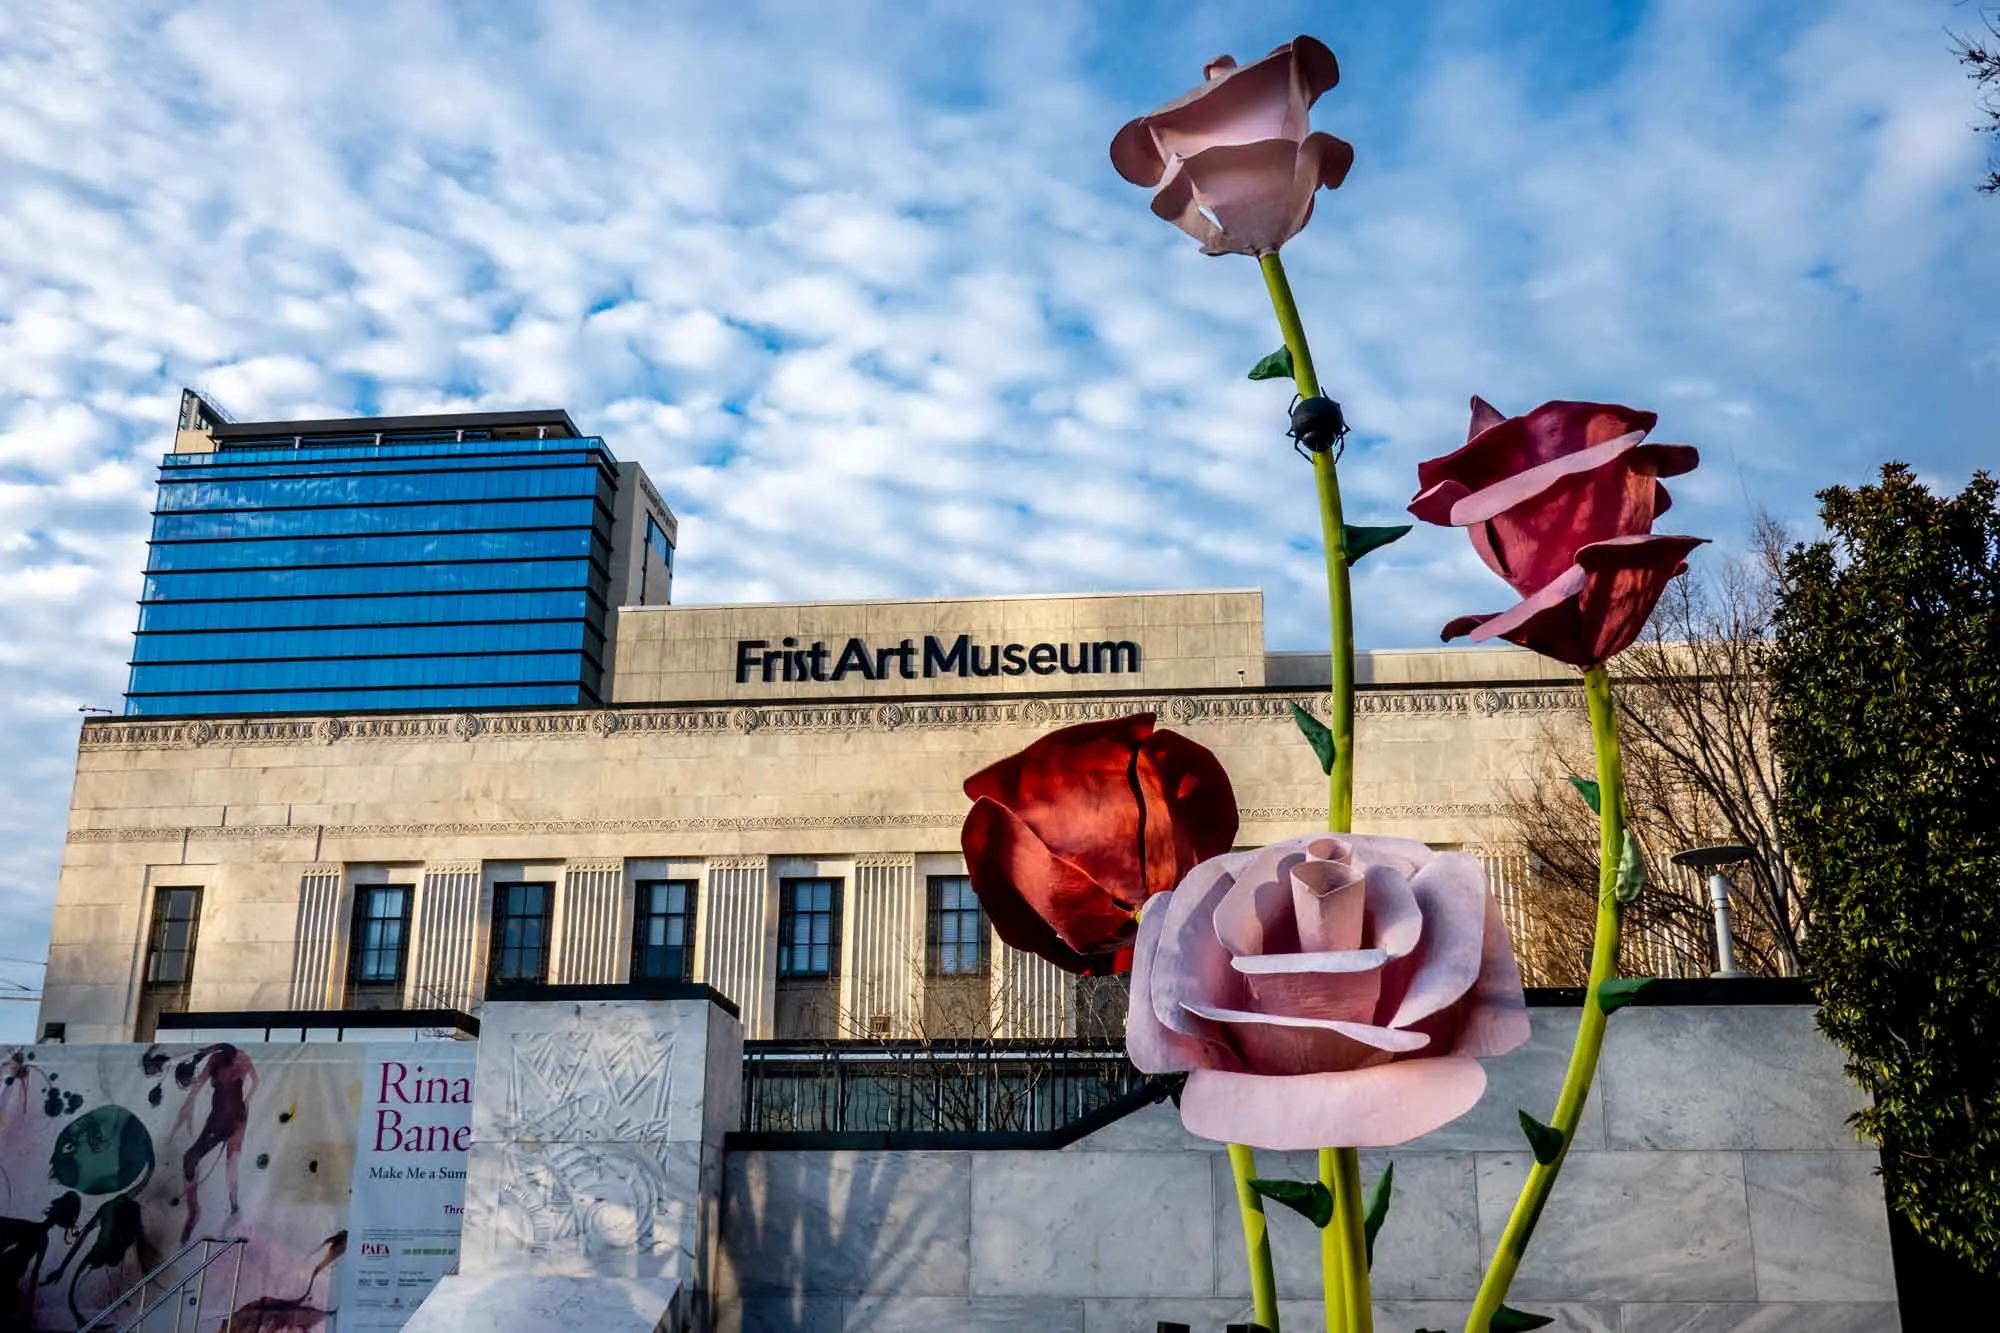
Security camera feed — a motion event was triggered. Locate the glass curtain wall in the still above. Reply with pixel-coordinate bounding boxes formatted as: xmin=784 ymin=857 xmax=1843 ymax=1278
xmin=125 ymin=432 xmax=621 ymax=716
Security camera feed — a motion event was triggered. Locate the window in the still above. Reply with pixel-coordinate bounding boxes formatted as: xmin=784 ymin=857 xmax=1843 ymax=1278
xmin=137 ymin=887 xmax=202 ymax=1040
xmin=926 ymin=876 xmax=988 ymax=977
xmin=347 ymin=886 xmax=412 ymax=1003
xmin=489 ymin=883 xmax=554 ymax=986
xmin=633 ymin=880 xmax=697 ymax=983
xmin=777 ymin=878 xmax=841 ymax=978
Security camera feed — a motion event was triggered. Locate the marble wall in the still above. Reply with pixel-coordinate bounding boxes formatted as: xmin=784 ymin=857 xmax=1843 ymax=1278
xmin=410 ymin=995 xmax=744 ymax=1333
xmin=714 ymin=1005 xmax=1900 ymax=1333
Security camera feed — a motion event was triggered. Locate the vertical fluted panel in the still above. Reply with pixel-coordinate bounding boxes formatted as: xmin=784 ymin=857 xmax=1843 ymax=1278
xmin=992 ymin=942 xmax=1072 ymax=1039
xmin=554 ymin=860 xmax=626 ymax=983
xmin=844 ymin=856 xmax=920 ymax=1037
xmin=701 ymin=857 xmax=771 ymax=1038
xmin=409 ymin=862 xmax=482 ymax=1012
xmin=288 ymin=864 xmax=344 ymax=1009
xmin=1473 ymin=847 xmax=1533 ymax=964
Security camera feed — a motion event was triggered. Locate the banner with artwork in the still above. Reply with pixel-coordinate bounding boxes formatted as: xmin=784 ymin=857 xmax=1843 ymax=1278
xmin=339 ymin=1045 xmax=475 ymax=1332
xmin=0 ymin=1040 xmax=474 ymax=1333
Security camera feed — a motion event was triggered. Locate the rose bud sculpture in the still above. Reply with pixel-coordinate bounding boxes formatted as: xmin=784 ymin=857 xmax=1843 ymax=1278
xmin=960 ymin=713 xmax=1237 ymax=976
xmin=1410 ymin=397 xmax=1707 ymax=667
xmin=1409 ymin=397 xmax=1707 ymax=1331
xmin=1110 ymin=36 xmax=1355 ymax=257
xmin=1128 ymin=834 xmax=1529 ymax=1150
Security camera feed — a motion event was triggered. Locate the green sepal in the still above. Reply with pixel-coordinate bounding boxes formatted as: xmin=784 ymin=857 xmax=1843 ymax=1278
xmin=1491 ymin=1307 xmax=1555 ymax=1332
xmin=1517 ymin=1109 xmax=1565 ymax=1165
xmin=1596 ymin=977 xmax=1655 ymax=1014
xmin=1343 ymin=523 xmax=1412 ymax=565
xmin=1289 ymin=702 xmax=1335 ymax=776
xmin=1248 ymin=1177 xmax=1333 ymax=1228
xmin=1362 ymin=1160 xmax=1394 ymax=1268
xmin=1568 ymin=775 xmax=1602 ymax=813
xmin=1614 ymin=827 xmax=1648 ymax=904
xmin=1248 ymin=347 xmax=1294 ymax=381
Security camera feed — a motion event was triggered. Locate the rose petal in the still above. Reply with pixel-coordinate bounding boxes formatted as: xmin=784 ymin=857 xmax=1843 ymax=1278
xmin=1210 ymin=834 xmax=1340 ymax=958
xmin=1348 ymin=833 xmax=1437 ymax=880
xmin=1150 ymin=850 xmax=1255 ymax=1038
xmin=960 ymin=797 xmax=1135 ymax=973
xmin=1127 ymin=893 xmax=1235 ymax=1073
xmin=1447 ymin=534 xmax=1707 ymax=667
xmin=1382 ymin=853 xmax=1490 ymax=1029
xmin=1415 ymin=400 xmax=1659 ymax=503
xmin=1290 ymin=854 xmax=1366 ymax=952
xmin=1109 ymin=36 xmax=1340 ymax=187
xmin=1181 ymin=1000 xmax=1427 ymax=1075
xmin=1448 ymin=888 xmax=1532 ymax=1059
xmin=1179 ymin=1059 xmax=1489 ymax=1149
xmin=1232 ymin=949 xmax=1386 ymax=1026
xmin=1137 ymin=724 xmax=1241 ymax=895
xmin=1159 ymin=134 xmax=1353 ymax=257
xmin=1360 ymin=861 xmax=1424 ymax=960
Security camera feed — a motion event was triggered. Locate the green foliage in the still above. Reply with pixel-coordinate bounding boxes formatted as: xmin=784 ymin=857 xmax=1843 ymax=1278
xmin=1363 ymin=1160 xmax=1394 ymax=1267
xmin=1595 ymin=977 xmax=1654 ymax=1014
xmin=1517 ymin=1110 xmax=1565 ymax=1165
xmin=1490 ymin=1307 xmax=1556 ymax=1332
xmin=1568 ymin=774 xmax=1602 ymax=814
xmin=1290 ymin=701 xmax=1335 ymax=775
xmin=1248 ymin=346 xmax=1295 ymax=381
xmin=1248 ymin=1176 xmax=1332 ymax=1228
xmin=1770 ymin=464 xmax=2000 ymax=1273
xmin=1344 ymin=523 xmax=1412 ymax=564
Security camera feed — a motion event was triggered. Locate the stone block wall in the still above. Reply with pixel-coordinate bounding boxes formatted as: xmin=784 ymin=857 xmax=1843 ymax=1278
xmin=715 ymin=1005 xmax=1899 ymax=1333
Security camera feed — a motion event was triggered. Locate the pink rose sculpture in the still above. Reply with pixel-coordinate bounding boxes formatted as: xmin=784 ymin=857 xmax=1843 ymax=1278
xmin=1408 ymin=397 xmax=1706 ymax=667
xmin=1127 ymin=832 xmax=1529 ymax=1149
xmin=1110 ymin=36 xmax=1355 ymax=256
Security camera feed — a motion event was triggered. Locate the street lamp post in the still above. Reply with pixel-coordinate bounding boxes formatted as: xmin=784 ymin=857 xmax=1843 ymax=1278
xmin=1669 ymin=844 xmax=1755 ymax=978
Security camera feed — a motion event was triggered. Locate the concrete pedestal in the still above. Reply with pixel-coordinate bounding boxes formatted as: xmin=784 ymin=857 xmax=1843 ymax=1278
xmin=404 ymin=993 xmax=741 ymax=1333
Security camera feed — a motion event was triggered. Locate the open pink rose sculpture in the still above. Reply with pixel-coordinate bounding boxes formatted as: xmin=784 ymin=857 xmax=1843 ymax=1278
xmin=1128 ymin=832 xmax=1529 ymax=1149
xmin=1408 ymin=397 xmax=1707 ymax=667
xmin=1110 ymin=36 xmax=1354 ymax=256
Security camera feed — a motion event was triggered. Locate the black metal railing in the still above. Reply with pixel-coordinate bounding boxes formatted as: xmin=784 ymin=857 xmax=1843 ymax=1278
xmin=737 ymin=1040 xmax=1164 ymax=1146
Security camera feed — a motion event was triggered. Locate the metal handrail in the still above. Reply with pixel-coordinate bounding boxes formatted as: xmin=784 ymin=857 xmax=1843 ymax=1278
xmin=78 ymin=1234 xmax=247 ymax=1333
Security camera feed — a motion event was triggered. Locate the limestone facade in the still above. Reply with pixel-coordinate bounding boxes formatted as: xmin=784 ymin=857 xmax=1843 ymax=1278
xmin=41 ymin=590 xmax=1591 ymax=1045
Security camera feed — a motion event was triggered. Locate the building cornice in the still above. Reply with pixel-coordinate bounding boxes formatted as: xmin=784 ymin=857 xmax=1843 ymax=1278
xmin=79 ymin=683 xmax=1584 ymax=753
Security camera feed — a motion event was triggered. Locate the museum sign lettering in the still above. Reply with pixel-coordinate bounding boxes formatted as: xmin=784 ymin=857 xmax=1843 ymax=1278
xmin=734 ymin=633 xmax=1142 ymax=684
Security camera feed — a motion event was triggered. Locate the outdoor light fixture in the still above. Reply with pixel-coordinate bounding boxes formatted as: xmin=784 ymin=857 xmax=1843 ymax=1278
xmin=1670 ymin=843 xmax=1755 ymax=978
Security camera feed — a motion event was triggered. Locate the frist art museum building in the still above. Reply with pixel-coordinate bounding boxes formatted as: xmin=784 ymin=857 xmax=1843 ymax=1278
xmin=38 ymin=393 xmax=1614 ymax=1048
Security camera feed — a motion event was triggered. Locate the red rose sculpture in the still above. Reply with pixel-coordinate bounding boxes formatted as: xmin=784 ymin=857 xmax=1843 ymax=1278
xmin=1408 ymin=396 xmax=1707 ymax=667
xmin=961 ymin=713 xmax=1238 ymax=975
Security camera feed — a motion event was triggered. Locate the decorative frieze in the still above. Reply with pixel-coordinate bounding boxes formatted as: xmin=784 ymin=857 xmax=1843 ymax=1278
xmin=69 ymin=802 xmax=1509 ymax=847
xmin=76 ymin=683 xmax=1580 ymax=753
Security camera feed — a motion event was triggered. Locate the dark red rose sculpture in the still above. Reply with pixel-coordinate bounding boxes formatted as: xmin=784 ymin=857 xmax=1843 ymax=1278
xmin=1408 ymin=396 xmax=1706 ymax=667
xmin=961 ymin=713 xmax=1239 ymax=975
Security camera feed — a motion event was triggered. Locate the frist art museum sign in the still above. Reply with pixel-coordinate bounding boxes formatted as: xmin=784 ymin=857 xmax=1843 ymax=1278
xmin=734 ymin=633 xmax=1143 ymax=684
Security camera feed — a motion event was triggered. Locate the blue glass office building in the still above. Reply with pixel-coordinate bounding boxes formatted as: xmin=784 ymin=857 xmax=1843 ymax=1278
xmin=124 ymin=392 xmax=675 ymax=717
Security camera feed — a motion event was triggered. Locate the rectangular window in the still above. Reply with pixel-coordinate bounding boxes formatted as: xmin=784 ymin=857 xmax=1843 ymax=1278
xmin=926 ymin=876 xmax=989 ymax=977
xmin=633 ymin=880 xmax=697 ymax=983
xmin=777 ymin=878 xmax=841 ymax=979
xmin=349 ymin=885 xmax=413 ymax=987
xmin=489 ymin=882 xmax=554 ymax=986
xmin=143 ymin=887 xmax=203 ymax=986
xmin=137 ymin=886 xmax=202 ymax=1040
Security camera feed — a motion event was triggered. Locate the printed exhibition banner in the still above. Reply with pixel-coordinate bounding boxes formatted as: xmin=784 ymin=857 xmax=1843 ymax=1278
xmin=338 ymin=1044 xmax=476 ymax=1332
xmin=0 ymin=1039 xmax=475 ymax=1332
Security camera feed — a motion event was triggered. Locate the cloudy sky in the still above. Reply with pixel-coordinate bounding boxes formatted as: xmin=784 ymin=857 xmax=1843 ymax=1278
xmin=1 ymin=0 xmax=1993 ymax=1037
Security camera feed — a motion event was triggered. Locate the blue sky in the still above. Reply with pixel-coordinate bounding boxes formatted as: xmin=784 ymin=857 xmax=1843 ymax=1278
xmin=1 ymin=0 xmax=1993 ymax=1037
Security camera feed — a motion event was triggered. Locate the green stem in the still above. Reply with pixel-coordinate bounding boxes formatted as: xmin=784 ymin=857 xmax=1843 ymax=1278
xmin=1260 ymin=250 xmax=1367 ymax=1333
xmin=1260 ymin=252 xmax=1354 ymax=833
xmin=1463 ymin=665 xmax=1627 ymax=1332
xmin=1229 ymin=1143 xmax=1282 ymax=1332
